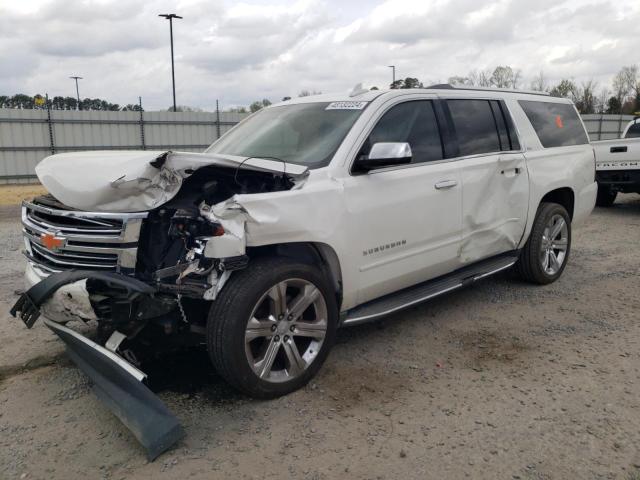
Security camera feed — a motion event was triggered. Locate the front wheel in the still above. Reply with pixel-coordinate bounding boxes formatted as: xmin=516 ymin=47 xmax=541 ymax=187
xmin=517 ymin=202 xmax=571 ymax=285
xmin=207 ymin=257 xmax=338 ymax=399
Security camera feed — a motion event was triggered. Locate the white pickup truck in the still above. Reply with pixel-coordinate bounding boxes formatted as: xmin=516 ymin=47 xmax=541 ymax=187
xmin=11 ymin=85 xmax=597 ymax=457
xmin=593 ymin=118 xmax=640 ymax=206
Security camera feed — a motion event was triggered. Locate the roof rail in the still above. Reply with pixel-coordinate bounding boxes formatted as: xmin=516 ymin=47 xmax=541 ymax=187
xmin=426 ymin=83 xmax=551 ymax=97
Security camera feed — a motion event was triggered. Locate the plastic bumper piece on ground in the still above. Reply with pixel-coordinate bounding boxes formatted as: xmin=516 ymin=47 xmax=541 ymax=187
xmin=10 ymin=270 xmax=184 ymax=460
xmin=43 ymin=318 xmax=184 ymax=461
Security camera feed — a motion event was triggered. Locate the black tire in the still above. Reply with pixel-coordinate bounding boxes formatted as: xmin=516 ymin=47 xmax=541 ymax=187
xmin=595 ymin=184 xmax=617 ymax=207
xmin=207 ymin=257 xmax=338 ymax=399
xmin=517 ymin=202 xmax=571 ymax=285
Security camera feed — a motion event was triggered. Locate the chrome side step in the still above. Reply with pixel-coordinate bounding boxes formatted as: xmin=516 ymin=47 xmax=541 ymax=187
xmin=342 ymin=252 xmax=519 ymax=326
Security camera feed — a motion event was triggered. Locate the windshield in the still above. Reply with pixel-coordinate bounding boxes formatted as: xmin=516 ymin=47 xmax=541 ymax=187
xmin=205 ymin=102 xmax=366 ymax=168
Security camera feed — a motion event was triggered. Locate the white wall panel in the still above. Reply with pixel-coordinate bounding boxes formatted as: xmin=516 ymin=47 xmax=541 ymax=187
xmin=0 ymin=108 xmax=248 ymax=182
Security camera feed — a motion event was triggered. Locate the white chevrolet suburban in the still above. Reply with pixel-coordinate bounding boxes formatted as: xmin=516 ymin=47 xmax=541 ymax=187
xmin=11 ymin=85 xmax=597 ymax=458
xmin=593 ymin=118 xmax=640 ymax=206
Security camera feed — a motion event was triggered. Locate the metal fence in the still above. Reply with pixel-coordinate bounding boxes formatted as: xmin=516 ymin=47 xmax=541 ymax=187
xmin=0 ymin=107 xmax=248 ymax=184
xmin=0 ymin=110 xmax=635 ymax=184
xmin=582 ymin=114 xmax=635 ymax=141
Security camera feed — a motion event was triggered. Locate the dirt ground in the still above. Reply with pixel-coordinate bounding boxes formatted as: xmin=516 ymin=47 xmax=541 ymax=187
xmin=1 ymin=191 xmax=639 ymax=480
xmin=0 ymin=184 xmax=46 ymax=207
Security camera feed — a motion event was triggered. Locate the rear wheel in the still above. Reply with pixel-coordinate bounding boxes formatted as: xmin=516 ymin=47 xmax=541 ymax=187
xmin=596 ymin=184 xmax=617 ymax=207
xmin=207 ymin=257 xmax=338 ymax=399
xmin=517 ymin=202 xmax=571 ymax=285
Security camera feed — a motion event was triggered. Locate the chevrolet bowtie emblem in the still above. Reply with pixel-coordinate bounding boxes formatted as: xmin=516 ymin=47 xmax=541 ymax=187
xmin=40 ymin=232 xmax=66 ymax=252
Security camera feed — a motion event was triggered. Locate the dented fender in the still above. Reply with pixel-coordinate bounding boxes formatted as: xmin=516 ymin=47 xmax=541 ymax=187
xmin=207 ymin=177 xmax=348 ymax=248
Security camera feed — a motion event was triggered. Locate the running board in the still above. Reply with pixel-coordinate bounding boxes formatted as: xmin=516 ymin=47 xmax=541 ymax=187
xmin=342 ymin=252 xmax=519 ymax=326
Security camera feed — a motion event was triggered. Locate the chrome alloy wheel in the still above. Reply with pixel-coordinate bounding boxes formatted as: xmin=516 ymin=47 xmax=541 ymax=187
xmin=539 ymin=213 xmax=569 ymax=275
xmin=244 ymin=279 xmax=328 ymax=383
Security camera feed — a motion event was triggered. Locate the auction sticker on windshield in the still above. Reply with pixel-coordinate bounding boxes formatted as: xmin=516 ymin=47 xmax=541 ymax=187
xmin=325 ymin=101 xmax=368 ymax=110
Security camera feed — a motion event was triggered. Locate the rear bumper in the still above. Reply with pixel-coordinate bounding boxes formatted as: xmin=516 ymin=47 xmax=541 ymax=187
xmin=596 ymin=170 xmax=640 ymax=192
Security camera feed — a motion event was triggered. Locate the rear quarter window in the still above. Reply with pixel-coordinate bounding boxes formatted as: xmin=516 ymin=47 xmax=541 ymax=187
xmin=518 ymin=100 xmax=589 ymax=148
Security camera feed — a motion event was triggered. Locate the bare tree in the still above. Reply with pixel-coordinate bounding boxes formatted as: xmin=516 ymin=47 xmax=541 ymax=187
xmin=596 ymin=88 xmax=610 ymax=114
xmin=530 ymin=71 xmax=549 ymax=92
xmin=490 ymin=66 xmax=521 ymax=89
xmin=491 ymin=66 xmax=510 ymax=88
xmin=550 ymin=79 xmax=578 ymax=99
xmin=511 ymin=69 xmax=522 ymax=89
xmin=467 ymin=69 xmax=492 ymax=87
xmin=612 ymin=65 xmax=638 ymax=106
xmin=573 ymin=80 xmax=598 ymax=114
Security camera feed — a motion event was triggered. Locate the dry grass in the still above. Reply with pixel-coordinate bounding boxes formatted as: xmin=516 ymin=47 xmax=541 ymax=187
xmin=0 ymin=184 xmax=46 ymax=206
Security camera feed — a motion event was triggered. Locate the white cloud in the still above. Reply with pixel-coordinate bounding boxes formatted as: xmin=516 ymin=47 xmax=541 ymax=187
xmin=0 ymin=0 xmax=639 ymax=110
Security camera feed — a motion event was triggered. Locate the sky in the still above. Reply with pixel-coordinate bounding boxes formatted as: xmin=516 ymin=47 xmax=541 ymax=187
xmin=0 ymin=0 xmax=638 ymax=111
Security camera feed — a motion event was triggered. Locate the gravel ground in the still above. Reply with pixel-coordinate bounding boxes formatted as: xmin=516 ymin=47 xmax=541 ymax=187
xmin=1 ymin=195 xmax=639 ymax=480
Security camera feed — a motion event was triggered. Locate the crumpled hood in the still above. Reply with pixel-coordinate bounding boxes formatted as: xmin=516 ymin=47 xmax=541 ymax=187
xmin=35 ymin=150 xmax=308 ymax=212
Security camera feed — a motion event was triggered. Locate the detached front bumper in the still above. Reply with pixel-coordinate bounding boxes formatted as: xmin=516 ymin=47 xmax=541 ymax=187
xmin=10 ymin=270 xmax=184 ymax=460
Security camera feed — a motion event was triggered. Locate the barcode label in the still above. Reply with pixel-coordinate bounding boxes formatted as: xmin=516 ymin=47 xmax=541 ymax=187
xmin=325 ymin=101 xmax=368 ymax=110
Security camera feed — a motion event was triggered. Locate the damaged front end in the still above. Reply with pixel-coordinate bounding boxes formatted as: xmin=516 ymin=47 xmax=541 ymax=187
xmin=11 ymin=150 xmax=307 ymax=459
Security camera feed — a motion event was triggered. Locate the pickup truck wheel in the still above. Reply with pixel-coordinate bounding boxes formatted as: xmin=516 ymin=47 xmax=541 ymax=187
xmin=517 ymin=202 xmax=571 ymax=285
xmin=206 ymin=257 xmax=338 ymax=399
xmin=595 ymin=184 xmax=617 ymax=207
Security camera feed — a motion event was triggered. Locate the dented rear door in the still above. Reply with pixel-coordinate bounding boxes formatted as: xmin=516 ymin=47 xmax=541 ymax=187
xmin=459 ymin=151 xmax=529 ymax=263
xmin=444 ymin=98 xmax=529 ymax=265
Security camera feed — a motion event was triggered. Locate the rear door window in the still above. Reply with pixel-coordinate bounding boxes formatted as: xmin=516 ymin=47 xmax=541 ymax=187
xmin=446 ymin=100 xmax=502 ymax=156
xmin=518 ymin=100 xmax=589 ymax=148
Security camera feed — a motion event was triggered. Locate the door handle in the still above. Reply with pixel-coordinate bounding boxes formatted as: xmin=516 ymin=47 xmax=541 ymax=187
xmin=434 ymin=180 xmax=458 ymax=190
xmin=610 ymin=146 xmax=627 ymax=153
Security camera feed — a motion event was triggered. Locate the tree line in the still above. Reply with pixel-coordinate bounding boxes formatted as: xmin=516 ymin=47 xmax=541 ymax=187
xmin=0 ymin=94 xmax=142 ymax=111
xmin=445 ymin=64 xmax=640 ymax=115
xmin=229 ymin=90 xmax=323 ymax=113
xmin=4 ymin=65 xmax=639 ymax=115
xmin=244 ymin=66 xmax=640 ymax=115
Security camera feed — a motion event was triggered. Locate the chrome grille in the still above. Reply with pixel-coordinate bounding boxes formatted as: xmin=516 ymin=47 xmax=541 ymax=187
xmin=22 ymin=200 xmax=148 ymax=272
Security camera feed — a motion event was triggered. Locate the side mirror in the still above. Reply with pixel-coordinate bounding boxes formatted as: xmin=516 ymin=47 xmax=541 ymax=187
xmin=354 ymin=142 xmax=412 ymax=172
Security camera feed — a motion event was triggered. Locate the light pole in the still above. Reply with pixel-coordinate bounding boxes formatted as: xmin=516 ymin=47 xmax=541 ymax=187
xmin=388 ymin=65 xmax=396 ymax=87
xmin=159 ymin=13 xmax=182 ymax=112
xmin=69 ymin=76 xmax=82 ymax=110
